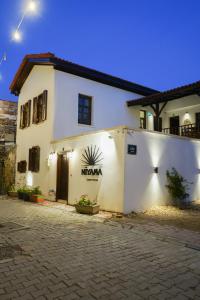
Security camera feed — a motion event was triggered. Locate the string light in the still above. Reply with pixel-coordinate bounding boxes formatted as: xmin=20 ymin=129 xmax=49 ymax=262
xmin=12 ymin=30 xmax=22 ymax=42
xmin=26 ymin=0 xmax=38 ymax=13
xmin=0 ymin=1 xmax=39 ymax=78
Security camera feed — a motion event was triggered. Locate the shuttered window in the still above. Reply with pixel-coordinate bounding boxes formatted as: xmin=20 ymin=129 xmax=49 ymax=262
xmin=17 ymin=161 xmax=27 ymax=173
xmin=19 ymin=100 xmax=31 ymax=129
xmin=32 ymin=90 xmax=48 ymax=124
xmin=78 ymin=94 xmax=92 ymax=125
xmin=28 ymin=146 xmax=40 ymax=172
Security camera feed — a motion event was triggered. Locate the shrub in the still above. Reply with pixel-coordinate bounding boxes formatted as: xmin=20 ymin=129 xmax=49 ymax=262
xmin=166 ymin=168 xmax=191 ymax=207
xmin=31 ymin=186 xmax=42 ymax=195
xmin=77 ymin=195 xmax=96 ymax=206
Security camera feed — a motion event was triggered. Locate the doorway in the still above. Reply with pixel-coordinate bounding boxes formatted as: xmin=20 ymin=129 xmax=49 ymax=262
xmin=56 ymin=153 xmax=69 ymax=202
xmin=170 ymin=116 xmax=180 ymax=135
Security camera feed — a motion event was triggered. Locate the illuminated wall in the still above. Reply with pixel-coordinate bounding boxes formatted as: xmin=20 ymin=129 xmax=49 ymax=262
xmin=124 ymin=129 xmax=200 ymax=212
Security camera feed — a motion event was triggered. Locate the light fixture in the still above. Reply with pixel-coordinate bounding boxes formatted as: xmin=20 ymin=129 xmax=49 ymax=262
xmin=154 ymin=167 xmax=158 ymax=174
xmin=67 ymin=150 xmax=74 ymax=159
xmin=26 ymin=0 xmax=37 ymax=13
xmin=12 ymin=30 xmax=22 ymax=42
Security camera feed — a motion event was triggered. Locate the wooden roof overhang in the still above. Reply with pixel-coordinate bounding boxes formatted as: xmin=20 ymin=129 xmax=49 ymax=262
xmin=127 ymin=81 xmax=200 ymax=131
xmin=10 ymin=53 xmax=158 ymax=96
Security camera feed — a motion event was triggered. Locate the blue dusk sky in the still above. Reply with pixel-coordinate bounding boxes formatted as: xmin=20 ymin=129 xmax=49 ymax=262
xmin=0 ymin=0 xmax=200 ymax=101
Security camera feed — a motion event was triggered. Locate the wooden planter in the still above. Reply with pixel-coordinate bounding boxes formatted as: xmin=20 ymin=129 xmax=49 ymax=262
xmin=8 ymin=191 xmax=18 ymax=197
xmin=75 ymin=204 xmax=100 ymax=215
xmin=31 ymin=195 xmax=45 ymax=203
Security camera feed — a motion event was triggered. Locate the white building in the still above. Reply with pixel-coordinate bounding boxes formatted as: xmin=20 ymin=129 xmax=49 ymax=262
xmin=10 ymin=53 xmax=200 ymax=213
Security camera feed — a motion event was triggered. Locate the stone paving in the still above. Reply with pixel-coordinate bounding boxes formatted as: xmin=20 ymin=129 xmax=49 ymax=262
xmin=0 ymin=198 xmax=200 ymax=299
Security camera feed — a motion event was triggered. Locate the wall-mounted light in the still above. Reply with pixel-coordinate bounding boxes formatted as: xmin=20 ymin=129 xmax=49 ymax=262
xmin=154 ymin=167 xmax=159 ymax=174
xmin=67 ymin=149 xmax=74 ymax=159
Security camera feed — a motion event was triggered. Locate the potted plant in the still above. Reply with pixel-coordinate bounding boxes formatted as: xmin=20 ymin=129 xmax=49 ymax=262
xmin=31 ymin=186 xmax=45 ymax=203
xmin=23 ymin=186 xmax=33 ymax=202
xmin=7 ymin=185 xmax=18 ymax=197
xmin=17 ymin=186 xmax=26 ymax=199
xmin=75 ymin=195 xmax=100 ymax=215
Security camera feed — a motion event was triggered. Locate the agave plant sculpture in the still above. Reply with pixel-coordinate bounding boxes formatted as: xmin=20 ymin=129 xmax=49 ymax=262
xmin=81 ymin=146 xmax=103 ymax=167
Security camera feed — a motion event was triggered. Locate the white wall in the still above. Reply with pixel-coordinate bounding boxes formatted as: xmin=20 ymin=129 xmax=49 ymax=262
xmin=15 ymin=65 xmax=55 ymax=194
xmin=53 ymin=70 xmax=140 ymax=140
xmin=124 ymin=129 xmax=200 ymax=213
xmin=48 ymin=127 xmax=125 ymax=212
xmin=128 ymin=95 xmax=200 ymax=132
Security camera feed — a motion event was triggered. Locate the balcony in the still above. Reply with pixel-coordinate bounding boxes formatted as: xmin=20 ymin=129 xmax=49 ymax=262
xmin=162 ymin=123 xmax=200 ymax=139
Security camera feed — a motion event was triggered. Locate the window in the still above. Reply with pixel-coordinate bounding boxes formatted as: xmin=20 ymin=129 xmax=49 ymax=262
xmin=32 ymin=90 xmax=48 ymax=124
xmin=28 ymin=146 xmax=40 ymax=172
xmin=17 ymin=161 xmax=27 ymax=173
xmin=78 ymin=94 xmax=92 ymax=125
xmin=19 ymin=100 xmax=31 ymax=129
xmin=140 ymin=110 xmax=146 ymax=129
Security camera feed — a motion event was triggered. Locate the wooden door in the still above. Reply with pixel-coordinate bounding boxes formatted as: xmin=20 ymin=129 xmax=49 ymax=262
xmin=170 ymin=116 xmax=179 ymax=135
xmin=56 ymin=153 xmax=69 ymax=201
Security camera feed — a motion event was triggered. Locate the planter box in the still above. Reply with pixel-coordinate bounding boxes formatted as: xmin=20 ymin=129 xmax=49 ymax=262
xmin=8 ymin=191 xmax=18 ymax=197
xmin=23 ymin=193 xmax=32 ymax=202
xmin=31 ymin=195 xmax=45 ymax=203
xmin=18 ymin=192 xmax=24 ymax=199
xmin=75 ymin=205 xmax=100 ymax=215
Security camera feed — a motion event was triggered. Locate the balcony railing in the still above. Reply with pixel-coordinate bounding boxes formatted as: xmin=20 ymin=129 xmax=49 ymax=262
xmin=162 ymin=123 xmax=200 ymax=139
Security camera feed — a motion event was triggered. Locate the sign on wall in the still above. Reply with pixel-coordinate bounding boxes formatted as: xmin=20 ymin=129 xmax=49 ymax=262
xmin=127 ymin=144 xmax=137 ymax=155
xmin=81 ymin=146 xmax=103 ymax=176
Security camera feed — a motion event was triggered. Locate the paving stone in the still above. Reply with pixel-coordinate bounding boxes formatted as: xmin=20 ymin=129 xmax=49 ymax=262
xmin=0 ymin=198 xmax=199 ymax=299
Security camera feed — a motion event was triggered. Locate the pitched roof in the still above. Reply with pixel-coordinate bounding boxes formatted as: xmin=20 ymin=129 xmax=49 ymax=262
xmin=127 ymin=80 xmax=200 ymax=107
xmin=10 ymin=53 xmax=158 ymax=96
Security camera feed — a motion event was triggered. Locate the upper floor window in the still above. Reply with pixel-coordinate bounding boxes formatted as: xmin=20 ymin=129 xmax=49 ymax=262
xmin=78 ymin=94 xmax=92 ymax=125
xmin=32 ymin=90 xmax=48 ymax=124
xmin=140 ymin=110 xmax=146 ymax=129
xmin=19 ymin=100 xmax=31 ymax=129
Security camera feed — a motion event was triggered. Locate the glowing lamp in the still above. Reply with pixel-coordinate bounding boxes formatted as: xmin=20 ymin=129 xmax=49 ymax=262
xmin=12 ymin=30 xmax=22 ymax=42
xmin=27 ymin=0 xmax=37 ymax=13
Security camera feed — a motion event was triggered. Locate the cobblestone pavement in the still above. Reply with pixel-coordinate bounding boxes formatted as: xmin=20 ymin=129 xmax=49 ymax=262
xmin=0 ymin=198 xmax=200 ymax=299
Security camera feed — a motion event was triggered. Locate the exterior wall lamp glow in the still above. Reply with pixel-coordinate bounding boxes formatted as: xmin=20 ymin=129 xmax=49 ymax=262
xmin=154 ymin=167 xmax=159 ymax=174
xmin=67 ymin=150 xmax=74 ymax=159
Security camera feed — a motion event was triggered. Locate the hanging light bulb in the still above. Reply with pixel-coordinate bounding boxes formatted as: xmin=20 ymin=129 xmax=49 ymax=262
xmin=12 ymin=30 xmax=22 ymax=42
xmin=27 ymin=0 xmax=37 ymax=13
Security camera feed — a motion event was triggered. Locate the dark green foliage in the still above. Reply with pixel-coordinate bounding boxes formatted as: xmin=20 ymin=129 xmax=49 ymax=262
xmin=166 ymin=168 xmax=191 ymax=207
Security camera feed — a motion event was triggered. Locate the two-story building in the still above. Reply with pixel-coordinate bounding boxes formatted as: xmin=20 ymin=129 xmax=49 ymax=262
xmin=10 ymin=53 xmax=200 ymax=212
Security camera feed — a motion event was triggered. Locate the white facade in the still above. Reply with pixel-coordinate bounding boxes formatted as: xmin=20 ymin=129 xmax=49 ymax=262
xmin=15 ymin=62 xmax=200 ymax=212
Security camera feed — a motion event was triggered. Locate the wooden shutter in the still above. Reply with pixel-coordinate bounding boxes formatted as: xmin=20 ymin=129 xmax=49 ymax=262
xmin=24 ymin=102 xmax=28 ymax=127
xmin=27 ymin=100 xmax=31 ymax=127
xmin=34 ymin=146 xmax=40 ymax=172
xmin=42 ymin=90 xmax=48 ymax=121
xmin=20 ymin=105 xmax=24 ymax=129
xmin=17 ymin=161 xmax=27 ymax=173
xmin=32 ymin=97 xmax=38 ymax=124
xmin=21 ymin=161 xmax=27 ymax=173
xmin=28 ymin=148 xmax=33 ymax=171
xmin=17 ymin=162 xmax=21 ymax=172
